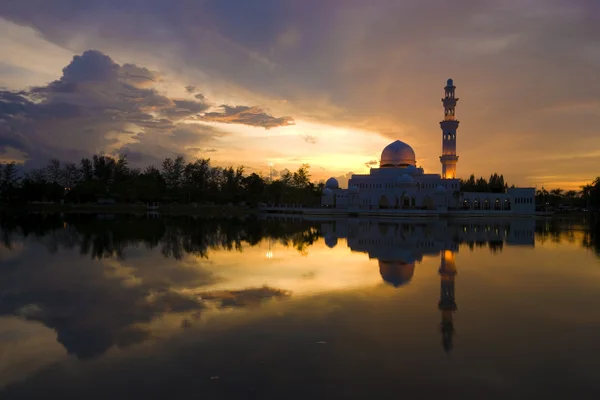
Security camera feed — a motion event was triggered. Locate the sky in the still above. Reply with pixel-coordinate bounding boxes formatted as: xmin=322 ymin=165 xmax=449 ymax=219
xmin=0 ymin=0 xmax=599 ymax=189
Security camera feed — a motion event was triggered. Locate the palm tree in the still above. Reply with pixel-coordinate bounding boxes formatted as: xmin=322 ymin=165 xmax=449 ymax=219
xmin=564 ymin=190 xmax=578 ymax=207
xmin=549 ymin=188 xmax=563 ymax=207
xmin=580 ymin=184 xmax=593 ymax=208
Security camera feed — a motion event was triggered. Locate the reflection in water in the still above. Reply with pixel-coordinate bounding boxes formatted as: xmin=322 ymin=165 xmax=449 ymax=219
xmin=320 ymin=218 xmax=540 ymax=353
xmin=1 ymin=213 xmax=600 ymax=397
xmin=0 ymin=214 xmax=320 ymax=360
xmin=439 ymin=250 xmax=457 ymax=352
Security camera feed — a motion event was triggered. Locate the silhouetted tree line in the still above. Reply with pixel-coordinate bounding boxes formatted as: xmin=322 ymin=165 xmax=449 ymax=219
xmin=535 ymin=177 xmax=600 ymax=210
xmin=459 ymin=173 xmax=508 ymax=193
xmin=0 ymin=155 xmax=323 ymax=206
xmin=0 ymin=213 xmax=322 ymax=259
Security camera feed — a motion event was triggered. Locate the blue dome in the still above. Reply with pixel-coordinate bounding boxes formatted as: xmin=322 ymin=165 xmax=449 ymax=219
xmin=446 ymin=78 xmax=454 ymax=86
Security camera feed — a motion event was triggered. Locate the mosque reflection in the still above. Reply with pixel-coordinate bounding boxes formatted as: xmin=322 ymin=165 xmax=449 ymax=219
xmin=320 ymin=218 xmax=536 ymax=351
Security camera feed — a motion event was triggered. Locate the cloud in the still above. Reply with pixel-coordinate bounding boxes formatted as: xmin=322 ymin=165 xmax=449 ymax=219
xmin=186 ymin=147 xmax=218 ymax=153
xmin=302 ymin=134 xmax=317 ymax=144
xmin=0 ymin=50 xmax=276 ymax=167
xmin=184 ymin=85 xmax=207 ymax=101
xmin=364 ymin=159 xmax=378 ymax=168
xmin=199 ymin=286 xmax=290 ymax=308
xmin=198 ymin=105 xmax=294 ymax=129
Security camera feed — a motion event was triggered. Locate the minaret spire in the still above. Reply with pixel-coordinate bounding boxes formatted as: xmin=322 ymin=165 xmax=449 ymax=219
xmin=440 ymin=79 xmax=460 ymax=179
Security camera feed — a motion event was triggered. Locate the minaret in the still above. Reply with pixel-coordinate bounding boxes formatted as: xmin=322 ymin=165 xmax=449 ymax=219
xmin=440 ymin=79 xmax=459 ymax=179
xmin=439 ymin=250 xmax=457 ymax=352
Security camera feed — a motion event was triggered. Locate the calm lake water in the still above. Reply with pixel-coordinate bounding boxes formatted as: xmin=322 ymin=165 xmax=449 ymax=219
xmin=1 ymin=214 xmax=599 ymax=399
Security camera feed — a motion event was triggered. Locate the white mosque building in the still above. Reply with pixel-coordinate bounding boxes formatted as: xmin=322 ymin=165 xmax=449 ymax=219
xmin=321 ymin=79 xmax=535 ymax=215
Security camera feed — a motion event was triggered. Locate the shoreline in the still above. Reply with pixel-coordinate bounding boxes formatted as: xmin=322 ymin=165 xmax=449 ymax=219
xmin=0 ymin=204 xmax=594 ymax=221
xmin=0 ymin=204 xmax=258 ymax=217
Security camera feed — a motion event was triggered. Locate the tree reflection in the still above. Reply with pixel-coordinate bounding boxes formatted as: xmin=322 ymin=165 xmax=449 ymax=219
xmin=0 ymin=213 xmax=322 ymax=259
xmin=535 ymin=218 xmax=600 ymax=256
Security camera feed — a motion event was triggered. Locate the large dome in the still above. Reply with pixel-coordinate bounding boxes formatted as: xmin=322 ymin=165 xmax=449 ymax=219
xmin=379 ymin=261 xmax=415 ymax=287
xmin=380 ymin=140 xmax=416 ymax=168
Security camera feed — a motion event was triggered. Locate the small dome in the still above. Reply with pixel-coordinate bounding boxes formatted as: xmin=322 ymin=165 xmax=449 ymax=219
xmin=397 ymin=174 xmax=415 ymax=183
xmin=322 ymin=188 xmax=333 ymax=196
xmin=405 ymin=165 xmax=418 ymax=175
xmin=447 ymin=78 xmax=454 ymax=87
xmin=324 ymin=235 xmax=338 ymax=248
xmin=348 ymin=185 xmax=359 ymax=194
xmin=325 ymin=177 xmax=339 ymax=189
xmin=380 ymin=140 xmax=416 ymax=168
xmin=434 ymin=185 xmax=447 ymax=193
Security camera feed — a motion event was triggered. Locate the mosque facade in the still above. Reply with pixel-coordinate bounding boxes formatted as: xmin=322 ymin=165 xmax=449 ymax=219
xmin=321 ymin=79 xmax=535 ymax=215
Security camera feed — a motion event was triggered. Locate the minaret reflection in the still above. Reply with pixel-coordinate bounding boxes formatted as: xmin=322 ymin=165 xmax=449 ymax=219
xmin=438 ymin=250 xmax=457 ymax=352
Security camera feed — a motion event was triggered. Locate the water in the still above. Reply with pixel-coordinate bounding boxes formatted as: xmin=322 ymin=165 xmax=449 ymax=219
xmin=1 ymin=214 xmax=599 ymax=399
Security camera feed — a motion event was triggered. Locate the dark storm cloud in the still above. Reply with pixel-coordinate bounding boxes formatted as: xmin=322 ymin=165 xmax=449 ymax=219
xmin=0 ymin=49 xmax=292 ymax=166
xmin=0 ymin=50 xmax=213 ymax=164
xmin=198 ymin=105 xmax=294 ymax=129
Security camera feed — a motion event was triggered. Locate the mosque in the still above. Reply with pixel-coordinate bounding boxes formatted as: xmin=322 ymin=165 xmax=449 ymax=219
xmin=321 ymin=79 xmax=535 ymax=215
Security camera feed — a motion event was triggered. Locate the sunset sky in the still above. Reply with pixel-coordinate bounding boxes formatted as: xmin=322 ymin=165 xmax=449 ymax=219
xmin=1 ymin=0 xmax=599 ymax=189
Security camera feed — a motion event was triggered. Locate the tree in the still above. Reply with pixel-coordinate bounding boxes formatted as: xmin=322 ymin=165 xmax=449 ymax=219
xmin=62 ymin=162 xmax=81 ymax=189
xmin=489 ymin=173 xmax=505 ymax=193
xmin=114 ymin=153 xmax=129 ymax=182
xmin=0 ymin=162 xmax=20 ymax=202
xmin=80 ymin=158 xmax=94 ymax=181
xmin=221 ymin=166 xmax=244 ymax=201
xmin=280 ymin=169 xmax=292 ymax=186
xmin=242 ymin=173 xmax=265 ymax=204
xmin=161 ymin=156 xmax=186 ymax=193
xmin=292 ymin=164 xmax=311 ymax=188
xmin=460 ymin=174 xmax=477 ymax=192
xmin=93 ymin=154 xmax=116 ymax=184
xmin=475 ymin=177 xmax=489 ymax=192
xmin=132 ymin=166 xmax=165 ymax=201
xmin=46 ymin=159 xmax=62 ymax=184
xmin=565 ymin=190 xmax=578 ymax=206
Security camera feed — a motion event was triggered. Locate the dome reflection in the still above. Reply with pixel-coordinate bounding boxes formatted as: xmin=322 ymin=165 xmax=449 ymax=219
xmin=378 ymin=261 xmax=415 ymax=287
